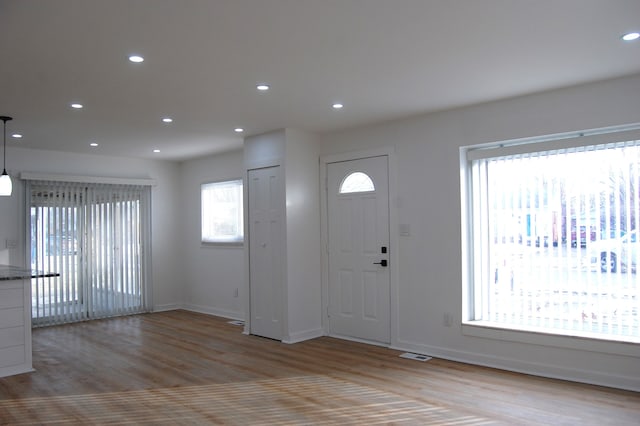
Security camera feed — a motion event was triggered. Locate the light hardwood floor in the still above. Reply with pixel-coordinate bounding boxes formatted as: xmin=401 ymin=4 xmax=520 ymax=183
xmin=0 ymin=310 xmax=638 ymax=425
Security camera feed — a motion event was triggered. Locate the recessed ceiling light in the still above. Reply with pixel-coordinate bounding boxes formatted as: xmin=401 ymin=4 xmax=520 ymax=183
xmin=256 ymin=84 xmax=270 ymax=91
xmin=162 ymin=117 xmax=173 ymax=123
xmin=153 ymin=149 xmax=161 ymax=153
xmin=90 ymin=142 xmax=98 ymax=147
xmin=70 ymin=103 xmax=83 ymax=109
xmin=129 ymin=55 xmax=144 ymax=63
xmin=11 ymin=134 xmax=22 ymax=139
xmin=622 ymin=32 xmax=640 ymax=41
xmin=234 ymin=128 xmax=244 ymax=133
xmin=332 ymin=103 xmax=344 ymax=109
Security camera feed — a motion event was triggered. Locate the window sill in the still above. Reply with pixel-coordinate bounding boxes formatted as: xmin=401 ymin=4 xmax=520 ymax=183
xmin=462 ymin=321 xmax=640 ymax=357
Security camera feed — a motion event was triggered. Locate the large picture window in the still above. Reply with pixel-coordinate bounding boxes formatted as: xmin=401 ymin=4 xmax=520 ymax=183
xmin=462 ymin=128 xmax=640 ymax=343
xmin=201 ymin=179 xmax=243 ymax=243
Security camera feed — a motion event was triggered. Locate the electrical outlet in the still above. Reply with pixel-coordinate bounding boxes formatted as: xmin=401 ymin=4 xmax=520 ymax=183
xmin=233 ymin=288 xmax=239 ymax=298
xmin=5 ymin=239 xmax=17 ymax=249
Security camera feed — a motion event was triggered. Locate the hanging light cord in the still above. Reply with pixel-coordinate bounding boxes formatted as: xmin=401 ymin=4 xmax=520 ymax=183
xmin=2 ymin=118 xmax=6 ymax=173
xmin=1 ymin=116 xmax=12 ymax=174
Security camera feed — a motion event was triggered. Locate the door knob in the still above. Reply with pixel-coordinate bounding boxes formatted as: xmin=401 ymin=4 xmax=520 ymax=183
xmin=373 ymin=259 xmax=388 ymax=267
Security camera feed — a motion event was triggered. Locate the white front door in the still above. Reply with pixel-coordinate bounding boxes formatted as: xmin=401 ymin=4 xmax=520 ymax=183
xmin=248 ymin=166 xmax=284 ymax=340
xmin=327 ymin=156 xmax=390 ymax=344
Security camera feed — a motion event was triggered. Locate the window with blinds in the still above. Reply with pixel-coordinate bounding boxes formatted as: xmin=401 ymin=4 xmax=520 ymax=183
xmin=463 ymin=128 xmax=640 ymax=342
xmin=27 ymin=180 xmax=151 ymax=326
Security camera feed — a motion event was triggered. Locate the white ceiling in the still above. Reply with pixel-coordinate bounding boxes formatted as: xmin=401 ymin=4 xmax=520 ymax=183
xmin=1 ymin=0 xmax=639 ymax=162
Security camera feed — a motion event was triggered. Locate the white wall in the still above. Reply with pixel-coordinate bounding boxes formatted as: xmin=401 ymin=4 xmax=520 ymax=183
xmin=283 ymin=129 xmax=322 ymax=343
xmin=0 ymin=146 xmax=182 ymax=310
xmin=178 ymin=149 xmax=245 ymax=319
xmin=319 ymin=73 xmax=640 ymax=391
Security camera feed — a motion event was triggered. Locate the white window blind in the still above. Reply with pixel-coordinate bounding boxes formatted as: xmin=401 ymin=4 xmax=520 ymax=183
xmin=27 ymin=180 xmax=151 ymax=326
xmin=464 ymin=130 xmax=640 ymax=342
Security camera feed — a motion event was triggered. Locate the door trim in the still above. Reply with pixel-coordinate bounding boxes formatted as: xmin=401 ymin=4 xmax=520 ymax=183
xmin=320 ymin=146 xmax=398 ymax=348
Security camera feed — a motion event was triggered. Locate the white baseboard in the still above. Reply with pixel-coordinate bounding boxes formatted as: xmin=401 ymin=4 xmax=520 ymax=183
xmin=182 ymin=303 xmax=244 ymax=321
xmin=152 ymin=303 xmax=182 ymax=312
xmin=329 ymin=333 xmax=390 ymax=348
xmin=283 ymin=328 xmax=325 ymax=344
xmin=392 ymin=339 xmax=640 ymax=392
xmin=0 ymin=365 xmax=34 ymax=379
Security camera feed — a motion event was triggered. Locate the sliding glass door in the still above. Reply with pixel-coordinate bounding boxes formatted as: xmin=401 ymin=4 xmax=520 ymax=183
xmin=27 ymin=181 xmax=151 ymax=326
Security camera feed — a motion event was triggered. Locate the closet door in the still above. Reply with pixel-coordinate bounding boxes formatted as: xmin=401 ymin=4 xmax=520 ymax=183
xmin=248 ymin=166 xmax=284 ymax=340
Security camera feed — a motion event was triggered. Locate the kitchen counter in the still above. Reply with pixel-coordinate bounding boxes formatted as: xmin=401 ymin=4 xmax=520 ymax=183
xmin=0 ymin=264 xmax=59 ymax=280
xmin=0 ymin=265 xmax=59 ymax=378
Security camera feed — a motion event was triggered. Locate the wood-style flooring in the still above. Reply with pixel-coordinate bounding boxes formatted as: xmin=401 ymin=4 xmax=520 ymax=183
xmin=0 ymin=310 xmax=638 ymax=425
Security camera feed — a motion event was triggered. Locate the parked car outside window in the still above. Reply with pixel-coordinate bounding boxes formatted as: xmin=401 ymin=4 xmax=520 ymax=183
xmin=589 ymin=230 xmax=638 ymax=273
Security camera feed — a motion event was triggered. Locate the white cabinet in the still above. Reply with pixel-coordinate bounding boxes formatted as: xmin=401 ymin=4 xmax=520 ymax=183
xmin=0 ymin=279 xmax=33 ymax=377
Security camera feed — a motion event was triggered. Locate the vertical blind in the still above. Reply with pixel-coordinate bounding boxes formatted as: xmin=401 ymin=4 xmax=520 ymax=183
xmin=467 ymin=134 xmax=640 ymax=341
xmin=27 ymin=179 xmax=151 ymax=326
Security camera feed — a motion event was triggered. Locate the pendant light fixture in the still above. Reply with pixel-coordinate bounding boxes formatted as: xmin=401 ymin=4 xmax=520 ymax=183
xmin=0 ymin=116 xmax=13 ymax=196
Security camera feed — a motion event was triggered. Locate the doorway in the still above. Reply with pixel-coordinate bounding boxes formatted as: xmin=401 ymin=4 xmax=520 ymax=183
xmin=247 ymin=166 xmax=284 ymax=340
xmin=28 ymin=180 xmax=150 ymax=326
xmin=326 ymin=155 xmax=391 ymax=344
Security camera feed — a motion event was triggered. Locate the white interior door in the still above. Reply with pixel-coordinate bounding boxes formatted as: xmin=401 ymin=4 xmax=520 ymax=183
xmin=327 ymin=156 xmax=390 ymax=344
xmin=248 ymin=166 xmax=284 ymax=340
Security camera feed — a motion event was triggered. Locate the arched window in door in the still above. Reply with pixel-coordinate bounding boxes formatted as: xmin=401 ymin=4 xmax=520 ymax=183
xmin=339 ymin=171 xmax=375 ymax=193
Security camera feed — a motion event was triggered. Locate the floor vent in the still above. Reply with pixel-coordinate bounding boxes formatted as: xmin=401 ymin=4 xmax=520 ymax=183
xmin=228 ymin=320 xmax=244 ymax=326
xmin=399 ymin=352 xmax=432 ymax=362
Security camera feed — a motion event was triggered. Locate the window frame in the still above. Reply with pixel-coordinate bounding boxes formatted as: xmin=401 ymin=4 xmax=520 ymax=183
xmin=200 ymin=178 xmax=244 ymax=245
xmin=460 ymin=126 xmax=640 ymax=351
